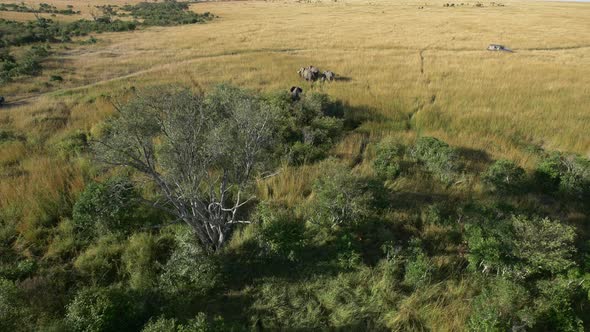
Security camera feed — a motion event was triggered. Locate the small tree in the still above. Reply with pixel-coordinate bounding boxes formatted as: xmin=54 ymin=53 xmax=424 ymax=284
xmin=535 ymin=152 xmax=590 ymax=199
xmin=159 ymin=226 xmax=220 ymax=296
xmin=373 ymin=138 xmax=404 ymax=179
xmin=309 ymin=159 xmax=372 ymax=229
xmin=72 ymin=176 xmax=138 ymax=239
xmin=94 ymin=85 xmax=282 ymax=253
xmin=468 ymin=277 xmax=534 ymax=331
xmin=483 ymin=159 xmax=526 ymax=194
xmin=254 ymin=203 xmax=305 ymax=261
xmin=512 ymin=216 xmax=576 ymax=277
xmin=411 ymin=136 xmax=459 ymax=184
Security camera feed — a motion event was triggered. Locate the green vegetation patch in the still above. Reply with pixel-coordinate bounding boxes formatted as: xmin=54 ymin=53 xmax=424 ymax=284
xmin=0 ymin=3 xmax=79 ymax=15
xmin=121 ymin=1 xmax=214 ymax=26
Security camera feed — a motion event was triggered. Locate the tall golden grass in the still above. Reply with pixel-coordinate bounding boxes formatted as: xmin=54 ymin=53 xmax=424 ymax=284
xmin=1 ymin=0 xmax=588 ymax=239
xmin=1 ymin=0 xmax=588 ymax=327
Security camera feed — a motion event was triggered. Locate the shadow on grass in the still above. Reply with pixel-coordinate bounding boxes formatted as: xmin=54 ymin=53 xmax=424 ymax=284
xmin=455 ymin=146 xmax=491 ymax=173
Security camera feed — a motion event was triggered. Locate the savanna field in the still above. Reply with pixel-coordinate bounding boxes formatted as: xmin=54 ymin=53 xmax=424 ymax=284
xmin=1 ymin=0 xmax=590 ymax=330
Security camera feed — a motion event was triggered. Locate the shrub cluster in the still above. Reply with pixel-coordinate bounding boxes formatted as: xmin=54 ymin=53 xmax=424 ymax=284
xmin=72 ymin=177 xmax=140 ymax=240
xmin=0 ymin=3 xmax=79 ymax=15
xmin=121 ymin=1 xmax=214 ymax=26
xmin=535 ymin=152 xmax=590 ymax=199
xmin=411 ymin=136 xmax=460 ymax=183
xmin=253 ymin=203 xmax=306 ymax=261
xmin=2 ymin=84 xmax=590 ymax=331
xmin=309 ymin=159 xmax=372 ymax=229
xmin=373 ymin=138 xmax=405 ymax=179
xmin=269 ymin=92 xmax=345 ymax=165
xmin=1 ymin=46 xmax=48 ymax=83
xmin=0 ymin=3 xmax=212 ymax=47
xmin=483 ymin=159 xmax=526 ymax=194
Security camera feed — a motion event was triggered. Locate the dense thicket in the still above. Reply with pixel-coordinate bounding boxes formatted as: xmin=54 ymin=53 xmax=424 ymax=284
xmin=0 ymin=84 xmax=589 ymax=331
xmin=121 ymin=1 xmax=214 ymax=26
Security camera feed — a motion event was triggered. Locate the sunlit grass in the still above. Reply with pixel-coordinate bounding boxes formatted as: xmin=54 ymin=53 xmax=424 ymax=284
xmin=0 ymin=2 xmax=588 ymax=323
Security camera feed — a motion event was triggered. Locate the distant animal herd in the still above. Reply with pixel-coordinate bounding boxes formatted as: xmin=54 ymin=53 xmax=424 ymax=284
xmin=289 ymin=65 xmax=337 ymax=101
xmin=297 ymin=65 xmax=336 ymax=82
xmin=442 ymin=2 xmax=504 ymax=7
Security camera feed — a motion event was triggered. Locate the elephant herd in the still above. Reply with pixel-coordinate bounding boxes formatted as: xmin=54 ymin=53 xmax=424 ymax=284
xmin=289 ymin=65 xmax=339 ymax=101
xmin=297 ymin=65 xmax=336 ymax=82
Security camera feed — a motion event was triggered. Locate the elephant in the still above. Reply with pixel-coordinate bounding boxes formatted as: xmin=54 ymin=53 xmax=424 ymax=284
xmin=290 ymin=86 xmax=303 ymax=101
xmin=322 ymin=71 xmax=335 ymax=82
xmin=297 ymin=66 xmax=321 ymax=81
xmin=308 ymin=66 xmax=320 ymax=80
xmin=300 ymin=68 xmax=315 ymax=81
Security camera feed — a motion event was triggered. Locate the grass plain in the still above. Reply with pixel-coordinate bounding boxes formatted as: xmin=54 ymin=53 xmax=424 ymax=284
xmin=0 ymin=0 xmax=589 ymax=328
xmin=2 ymin=0 xmax=589 ymax=204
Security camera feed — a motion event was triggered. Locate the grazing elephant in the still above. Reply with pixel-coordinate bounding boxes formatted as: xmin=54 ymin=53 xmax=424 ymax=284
xmin=322 ymin=71 xmax=335 ymax=82
xmin=301 ymin=68 xmax=315 ymax=81
xmin=297 ymin=66 xmax=321 ymax=81
xmin=290 ymin=86 xmax=303 ymax=101
xmin=308 ymin=65 xmax=320 ymax=80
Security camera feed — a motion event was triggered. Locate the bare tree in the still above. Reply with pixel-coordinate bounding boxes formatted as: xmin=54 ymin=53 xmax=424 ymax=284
xmin=94 ymin=85 xmax=282 ymax=253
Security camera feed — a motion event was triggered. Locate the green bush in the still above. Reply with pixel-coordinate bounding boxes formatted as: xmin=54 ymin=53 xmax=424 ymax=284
xmin=0 ymin=277 xmax=28 ymax=331
xmin=0 ymin=2 xmax=79 ymax=15
xmin=465 ymin=215 xmax=576 ymax=277
xmin=121 ymin=1 xmax=214 ymax=26
xmin=308 ymin=159 xmax=372 ymax=230
xmin=534 ymin=274 xmax=587 ymax=331
xmin=0 ymin=129 xmax=25 ymax=144
xmin=288 ymin=141 xmax=327 ymax=165
xmin=141 ymin=313 xmax=229 ymax=332
xmin=535 ymin=153 xmax=590 ymax=198
xmin=535 ymin=152 xmax=562 ymax=192
xmin=72 ymin=176 xmax=139 ymax=239
xmin=512 ymin=216 xmax=576 ymax=277
xmin=335 ymin=233 xmax=363 ymax=269
xmin=411 ymin=136 xmax=459 ymax=184
xmin=559 ymin=156 xmax=590 ymax=199
xmin=277 ymin=93 xmax=345 ymax=165
xmin=0 ymin=46 xmax=48 ymax=82
xmin=403 ymin=242 xmax=434 ymax=288
xmin=45 ymin=218 xmax=78 ymax=260
xmin=468 ymin=278 xmax=533 ymax=331
xmin=66 ymin=287 xmax=120 ymax=332
xmin=483 ymin=159 xmax=526 ymax=194
xmin=373 ymin=138 xmax=405 ymax=179
xmin=465 ymin=220 xmax=513 ymax=274
xmin=65 ymin=287 xmax=146 ymax=332
xmin=159 ymin=227 xmax=220 ymax=296
xmin=254 ymin=203 xmax=305 ymax=261
xmin=142 ymin=317 xmax=179 ymax=332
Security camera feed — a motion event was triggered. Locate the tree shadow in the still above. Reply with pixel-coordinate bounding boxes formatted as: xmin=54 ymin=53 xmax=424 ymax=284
xmin=335 ymin=76 xmax=352 ymax=82
xmin=342 ymin=102 xmax=387 ymax=131
xmin=455 ymin=146 xmax=491 ymax=173
xmin=0 ymin=99 xmax=29 ymax=110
